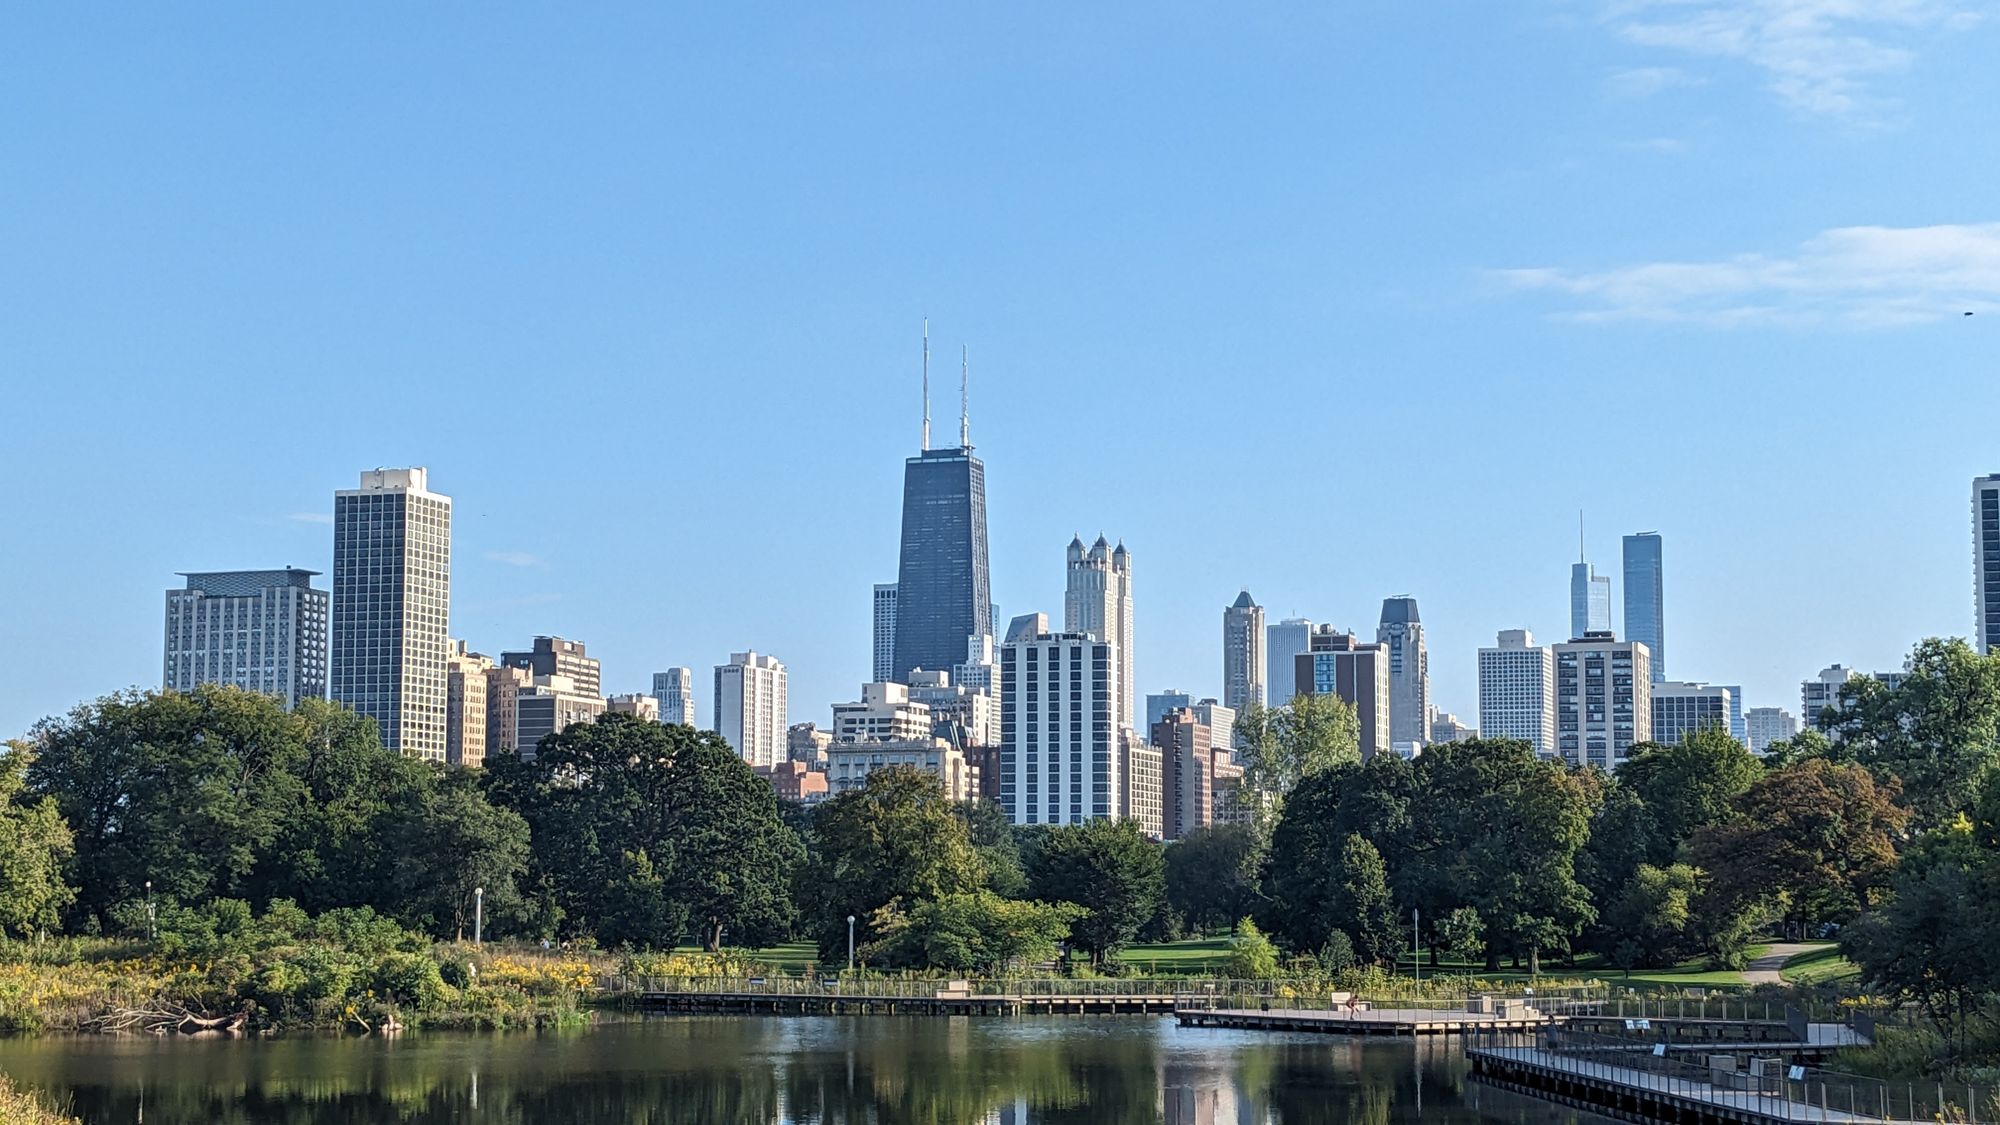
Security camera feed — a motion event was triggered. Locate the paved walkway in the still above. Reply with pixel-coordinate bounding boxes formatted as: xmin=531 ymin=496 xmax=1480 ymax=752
xmin=1745 ymin=943 xmax=1824 ymax=985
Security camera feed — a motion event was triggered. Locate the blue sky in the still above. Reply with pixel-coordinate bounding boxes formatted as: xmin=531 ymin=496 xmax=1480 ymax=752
xmin=6 ymin=2 xmax=2000 ymax=740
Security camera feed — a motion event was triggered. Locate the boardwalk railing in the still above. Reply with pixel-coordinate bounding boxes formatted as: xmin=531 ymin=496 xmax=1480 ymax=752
xmin=605 ymin=976 xmax=1608 ymax=1005
xmin=1470 ymin=1025 xmax=2000 ymax=1122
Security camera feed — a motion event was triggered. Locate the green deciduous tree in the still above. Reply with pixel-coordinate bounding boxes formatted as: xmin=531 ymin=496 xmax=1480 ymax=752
xmin=0 ymin=745 xmax=75 ymax=938
xmin=1027 ymin=818 xmax=1165 ymax=965
xmin=1225 ymin=917 xmax=1280 ymax=979
xmin=1234 ymin=694 xmax=1362 ymax=813
xmin=1332 ymin=833 xmax=1403 ymax=966
xmin=863 ymin=891 xmax=1084 ymax=973
xmin=487 ymin=712 xmax=801 ymax=949
xmin=385 ymin=767 xmax=530 ymax=940
xmin=794 ymin=766 xmax=983 ymax=962
xmin=1164 ymin=823 xmax=1264 ymax=934
xmin=1826 ymin=638 xmax=2000 ymax=829
xmin=1601 ymin=863 xmax=1699 ymax=969
xmin=1616 ymin=727 xmax=1764 ymax=862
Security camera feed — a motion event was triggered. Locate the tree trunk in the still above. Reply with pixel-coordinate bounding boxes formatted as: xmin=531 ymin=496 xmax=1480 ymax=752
xmin=706 ymin=920 xmax=725 ymax=952
xmin=1484 ymin=948 xmax=1500 ymax=973
xmin=1527 ymin=945 xmax=1541 ymax=976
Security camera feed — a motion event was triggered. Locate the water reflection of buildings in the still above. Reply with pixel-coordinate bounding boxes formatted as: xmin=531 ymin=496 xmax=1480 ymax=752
xmin=1161 ymin=1060 xmax=1249 ymax=1125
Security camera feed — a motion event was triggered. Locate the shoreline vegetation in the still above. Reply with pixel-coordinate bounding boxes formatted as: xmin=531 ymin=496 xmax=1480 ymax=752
xmin=6 ymin=637 xmax=2000 ymax=1086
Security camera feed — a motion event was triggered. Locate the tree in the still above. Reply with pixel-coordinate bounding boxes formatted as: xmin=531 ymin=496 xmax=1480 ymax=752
xmin=1027 ymin=818 xmax=1165 ymax=965
xmin=1225 ymin=917 xmax=1280 ymax=979
xmin=1235 ymin=694 xmax=1362 ymax=812
xmin=1826 ymin=638 xmax=2000 ymax=829
xmin=1616 ymin=727 xmax=1763 ymax=862
xmin=1332 ymin=834 xmax=1402 ymax=966
xmin=1410 ymin=740 xmax=1598 ymax=973
xmin=487 ymin=712 xmax=802 ymax=949
xmin=1164 ymin=824 xmax=1263 ymax=934
xmin=1601 ymin=863 xmax=1698 ymax=969
xmin=956 ymin=799 xmax=1027 ymax=897
xmin=385 ymin=767 xmax=530 ymax=940
xmin=0 ymin=745 xmax=74 ymax=938
xmin=793 ymin=767 xmax=983 ymax=961
xmin=1259 ymin=757 xmax=1415 ymax=954
xmin=1689 ymin=759 xmax=1908 ymax=929
xmin=863 ymin=891 xmax=1083 ymax=973
xmin=1436 ymin=906 xmax=1485 ymax=967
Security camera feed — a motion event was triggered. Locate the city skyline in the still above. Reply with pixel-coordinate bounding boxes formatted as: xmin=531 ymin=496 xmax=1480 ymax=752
xmin=8 ymin=6 xmax=2000 ymax=743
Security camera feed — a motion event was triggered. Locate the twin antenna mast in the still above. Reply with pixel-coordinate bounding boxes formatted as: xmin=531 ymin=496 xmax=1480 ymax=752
xmin=918 ymin=319 xmax=971 ymax=452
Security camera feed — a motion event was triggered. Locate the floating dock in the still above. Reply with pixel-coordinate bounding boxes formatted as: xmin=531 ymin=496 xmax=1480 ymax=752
xmin=1174 ymin=1004 xmax=1552 ymax=1037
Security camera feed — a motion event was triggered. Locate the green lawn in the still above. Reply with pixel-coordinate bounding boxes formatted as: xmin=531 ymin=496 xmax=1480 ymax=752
xmin=1780 ymin=944 xmax=1860 ymax=986
xmin=1117 ymin=935 xmax=1235 ymax=974
xmin=1389 ymin=948 xmax=1763 ymax=989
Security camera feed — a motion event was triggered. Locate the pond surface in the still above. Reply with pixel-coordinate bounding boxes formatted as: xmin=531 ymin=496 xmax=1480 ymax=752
xmin=0 ymin=1015 xmax=1608 ymax=1123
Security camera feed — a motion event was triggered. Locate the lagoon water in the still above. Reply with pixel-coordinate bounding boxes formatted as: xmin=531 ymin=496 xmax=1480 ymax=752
xmin=0 ymin=1016 xmax=1606 ymax=1123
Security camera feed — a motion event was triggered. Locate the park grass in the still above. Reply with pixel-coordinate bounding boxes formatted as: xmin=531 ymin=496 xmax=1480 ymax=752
xmin=1117 ymin=935 xmax=1234 ymax=974
xmin=1390 ymin=948 xmax=1757 ymax=989
xmin=1780 ymin=944 xmax=1860 ymax=986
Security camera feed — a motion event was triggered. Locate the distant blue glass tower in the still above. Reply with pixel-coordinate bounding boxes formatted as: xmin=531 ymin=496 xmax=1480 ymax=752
xmin=893 ymin=329 xmax=992 ymax=682
xmin=1570 ymin=563 xmax=1610 ymax=639
xmin=1623 ymin=531 xmax=1665 ymax=681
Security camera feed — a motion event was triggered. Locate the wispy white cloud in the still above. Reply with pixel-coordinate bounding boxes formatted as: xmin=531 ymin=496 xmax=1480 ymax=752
xmin=1496 ymin=222 xmax=2000 ymax=326
xmin=1621 ymin=136 xmax=1690 ymax=153
xmin=287 ymin=511 xmax=333 ymax=525
xmin=1600 ymin=0 xmax=1980 ymax=117
xmin=1606 ymin=65 xmax=1704 ymax=96
xmin=483 ymin=550 xmax=545 ymax=568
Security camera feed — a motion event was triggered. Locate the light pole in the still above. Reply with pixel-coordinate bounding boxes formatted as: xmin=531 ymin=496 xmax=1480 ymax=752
xmin=145 ymin=881 xmax=156 ymax=941
xmin=1412 ymin=907 xmax=1421 ymax=987
xmin=847 ymin=915 xmax=856 ymax=972
xmin=474 ymin=887 xmax=484 ymax=947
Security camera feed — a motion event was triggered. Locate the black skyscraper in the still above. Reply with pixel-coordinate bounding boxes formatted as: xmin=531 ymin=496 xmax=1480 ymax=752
xmin=893 ymin=445 xmax=992 ymax=681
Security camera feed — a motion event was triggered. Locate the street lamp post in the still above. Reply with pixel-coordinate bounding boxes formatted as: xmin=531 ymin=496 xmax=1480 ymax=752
xmin=1412 ymin=907 xmax=1421 ymax=988
xmin=474 ymin=887 xmax=484 ymax=947
xmin=847 ymin=915 xmax=857 ymax=972
xmin=145 ymin=881 xmax=156 ymax=941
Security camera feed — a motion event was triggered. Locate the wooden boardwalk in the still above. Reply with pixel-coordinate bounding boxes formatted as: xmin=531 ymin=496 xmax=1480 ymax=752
xmin=633 ymin=990 xmax=1179 ymax=1016
xmin=1470 ymin=1044 xmax=1920 ymax=1123
xmin=1175 ymin=1004 xmax=1552 ymax=1037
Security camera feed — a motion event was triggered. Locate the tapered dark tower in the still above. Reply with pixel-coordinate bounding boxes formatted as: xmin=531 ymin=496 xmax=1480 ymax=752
xmin=892 ymin=328 xmax=992 ymax=681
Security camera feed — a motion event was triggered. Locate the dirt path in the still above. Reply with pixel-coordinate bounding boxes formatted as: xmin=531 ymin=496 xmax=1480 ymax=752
xmin=1742 ymin=942 xmax=1823 ymax=985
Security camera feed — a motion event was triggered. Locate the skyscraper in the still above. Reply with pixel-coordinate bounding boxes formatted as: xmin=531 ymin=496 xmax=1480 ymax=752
xmin=1570 ymin=562 xmax=1610 ymax=639
xmin=892 ymin=330 xmax=992 ymax=682
xmin=651 ymin=667 xmax=696 ymax=726
xmin=1976 ymin=474 xmax=2000 ymax=654
xmin=1376 ymin=596 xmax=1431 ymax=747
xmin=1222 ymin=590 xmax=1265 ymax=712
xmin=331 ymin=468 xmax=451 ymax=761
xmin=1623 ymin=532 xmax=1665 ymax=681
xmin=1745 ymin=707 xmax=1798 ymax=754
xmin=163 ymin=568 xmax=328 ymax=708
xmin=872 ymin=583 xmax=899 ymax=683
xmin=1650 ymin=681 xmax=1732 ymax=747
xmin=1265 ymin=618 xmax=1313 ymax=707
xmin=1065 ymin=535 xmax=1135 ymax=730
xmin=1554 ymin=632 xmax=1652 ymax=770
xmin=445 ymin=640 xmax=492 ymax=767
xmin=1478 ymin=629 xmax=1555 ymax=757
xmin=1295 ymin=627 xmax=1392 ymax=760
xmin=500 ymin=636 xmax=601 ymax=698
xmin=715 ymin=651 xmax=787 ymax=767
xmin=999 ymin=626 xmax=1120 ymax=826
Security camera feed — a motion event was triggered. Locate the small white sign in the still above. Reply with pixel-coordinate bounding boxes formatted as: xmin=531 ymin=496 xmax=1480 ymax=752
xmin=1653 ymin=1044 xmax=1667 ymax=1057
xmin=1789 ymin=1066 xmax=1808 ymax=1081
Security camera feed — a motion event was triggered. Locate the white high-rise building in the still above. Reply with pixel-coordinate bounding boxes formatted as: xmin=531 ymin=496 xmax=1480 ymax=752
xmin=999 ymin=627 xmax=1120 ymax=826
xmin=872 ymin=583 xmax=899 ymax=683
xmin=715 ymin=652 xmax=787 ymax=767
xmin=1479 ymin=629 xmax=1556 ymax=757
xmin=1801 ymin=664 xmax=1854 ymax=729
xmin=954 ymin=633 xmax=999 ymax=694
xmin=1222 ymin=590 xmax=1265 ymax=712
xmin=832 ymin=681 xmax=933 ymax=743
xmin=1978 ymin=474 xmax=2000 ymax=654
xmin=1065 ymin=535 xmax=1134 ymax=731
xmin=331 ymin=468 xmax=451 ymax=761
xmin=1377 ymin=596 xmax=1431 ymax=747
xmin=1554 ymin=632 xmax=1652 ymax=770
xmin=163 ymin=568 xmax=328 ymax=708
xmin=651 ymin=667 xmax=696 ymax=726
xmin=1746 ymin=706 xmax=1798 ymax=754
xmin=1265 ymin=617 xmax=1313 ymax=707
xmin=1650 ymin=681 xmax=1733 ymax=748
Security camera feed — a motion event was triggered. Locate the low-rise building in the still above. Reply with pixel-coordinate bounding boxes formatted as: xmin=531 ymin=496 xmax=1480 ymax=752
xmin=607 ymin=693 xmax=660 ymax=721
xmin=826 ymin=737 xmax=976 ymax=801
xmin=759 ymin=761 xmax=828 ymax=803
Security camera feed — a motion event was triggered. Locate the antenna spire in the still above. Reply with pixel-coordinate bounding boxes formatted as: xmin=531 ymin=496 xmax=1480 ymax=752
xmin=1578 ymin=510 xmax=1585 ymax=563
xmin=960 ymin=344 xmax=970 ymax=448
xmin=921 ymin=318 xmax=931 ymax=451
